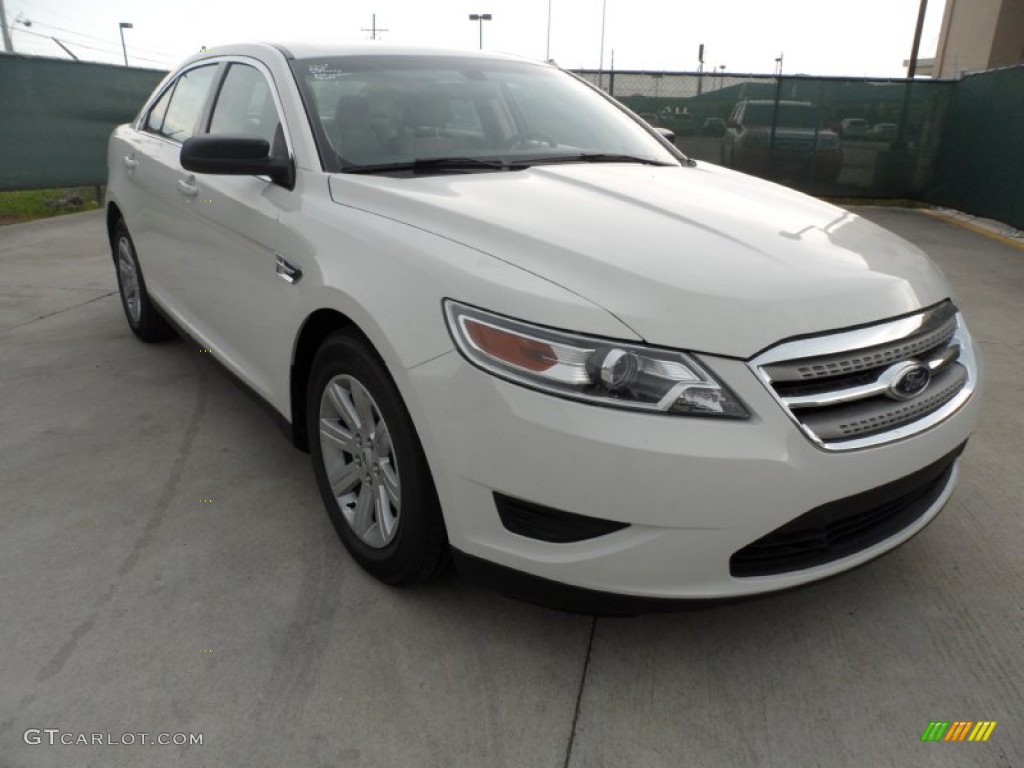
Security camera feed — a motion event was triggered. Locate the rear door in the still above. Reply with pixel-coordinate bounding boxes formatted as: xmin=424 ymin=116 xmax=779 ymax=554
xmin=123 ymin=64 xmax=220 ymax=320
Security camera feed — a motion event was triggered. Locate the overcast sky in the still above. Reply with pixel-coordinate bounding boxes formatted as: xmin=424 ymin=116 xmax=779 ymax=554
xmin=6 ymin=0 xmax=946 ymax=78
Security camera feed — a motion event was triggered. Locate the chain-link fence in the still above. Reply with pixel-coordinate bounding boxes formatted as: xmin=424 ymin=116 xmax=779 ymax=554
xmin=1 ymin=57 xmax=1021 ymax=229
xmin=575 ymin=69 xmax=957 ymax=199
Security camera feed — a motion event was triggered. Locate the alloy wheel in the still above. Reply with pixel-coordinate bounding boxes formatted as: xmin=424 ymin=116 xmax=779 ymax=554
xmin=117 ymin=236 xmax=142 ymax=325
xmin=318 ymin=374 xmax=401 ymax=548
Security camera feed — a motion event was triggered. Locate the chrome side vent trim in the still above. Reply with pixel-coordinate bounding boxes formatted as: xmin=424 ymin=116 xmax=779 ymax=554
xmin=275 ymin=253 xmax=302 ymax=284
xmin=750 ymin=301 xmax=977 ymax=451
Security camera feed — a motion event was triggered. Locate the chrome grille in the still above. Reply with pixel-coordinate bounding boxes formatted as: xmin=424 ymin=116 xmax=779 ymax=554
xmin=750 ymin=301 xmax=977 ymax=451
xmin=764 ymin=314 xmax=957 ymax=381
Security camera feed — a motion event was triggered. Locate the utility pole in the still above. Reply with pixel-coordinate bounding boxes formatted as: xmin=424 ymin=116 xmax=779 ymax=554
xmin=907 ymin=0 xmax=928 ymax=77
xmin=1 ymin=0 xmax=14 ymax=53
xmin=361 ymin=14 xmax=388 ymax=40
xmin=896 ymin=0 xmax=929 ymax=151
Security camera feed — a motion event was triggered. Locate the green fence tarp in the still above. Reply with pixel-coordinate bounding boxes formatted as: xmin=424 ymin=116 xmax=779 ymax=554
xmin=921 ymin=65 xmax=1024 ymax=230
xmin=0 ymin=54 xmax=167 ymax=190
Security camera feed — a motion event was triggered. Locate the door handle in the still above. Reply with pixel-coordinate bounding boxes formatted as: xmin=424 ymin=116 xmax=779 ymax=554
xmin=122 ymin=155 xmax=139 ymax=170
xmin=176 ymin=178 xmax=199 ymax=197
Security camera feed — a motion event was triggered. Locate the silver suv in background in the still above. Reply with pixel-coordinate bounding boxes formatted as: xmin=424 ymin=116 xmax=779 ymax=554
xmin=722 ymin=99 xmax=842 ymax=182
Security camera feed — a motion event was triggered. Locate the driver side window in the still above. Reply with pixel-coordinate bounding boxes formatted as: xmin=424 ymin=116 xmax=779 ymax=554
xmin=209 ymin=63 xmax=283 ymax=149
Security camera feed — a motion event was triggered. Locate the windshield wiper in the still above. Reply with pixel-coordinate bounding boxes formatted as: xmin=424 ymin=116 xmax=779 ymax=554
xmin=344 ymin=157 xmax=529 ymax=175
xmin=526 ymin=153 xmax=676 ymax=167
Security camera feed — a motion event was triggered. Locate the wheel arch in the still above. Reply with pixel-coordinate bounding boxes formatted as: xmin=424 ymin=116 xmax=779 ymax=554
xmin=290 ymin=308 xmax=362 ymax=452
xmin=106 ymin=201 xmax=123 ymax=256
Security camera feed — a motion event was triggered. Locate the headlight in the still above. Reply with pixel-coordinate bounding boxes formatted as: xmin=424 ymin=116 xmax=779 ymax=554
xmin=444 ymin=301 xmax=748 ymax=417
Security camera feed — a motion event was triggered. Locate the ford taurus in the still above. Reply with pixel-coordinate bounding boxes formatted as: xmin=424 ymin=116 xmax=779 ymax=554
xmin=105 ymin=43 xmax=981 ymax=610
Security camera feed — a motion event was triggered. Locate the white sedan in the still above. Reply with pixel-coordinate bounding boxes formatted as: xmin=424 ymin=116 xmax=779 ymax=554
xmin=105 ymin=43 xmax=980 ymax=611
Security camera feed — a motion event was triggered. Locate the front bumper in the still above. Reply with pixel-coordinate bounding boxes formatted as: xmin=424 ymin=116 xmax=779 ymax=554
xmin=404 ymin=346 xmax=980 ymax=603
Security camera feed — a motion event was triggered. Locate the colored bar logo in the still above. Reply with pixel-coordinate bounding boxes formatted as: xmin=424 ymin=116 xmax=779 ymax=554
xmin=921 ymin=721 xmax=997 ymax=742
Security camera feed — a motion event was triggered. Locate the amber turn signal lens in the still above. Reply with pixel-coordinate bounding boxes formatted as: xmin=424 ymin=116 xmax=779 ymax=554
xmin=464 ymin=318 xmax=557 ymax=372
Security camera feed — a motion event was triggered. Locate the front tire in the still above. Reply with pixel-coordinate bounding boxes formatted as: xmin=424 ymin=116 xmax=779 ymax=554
xmin=113 ymin=221 xmax=175 ymax=342
xmin=307 ymin=330 xmax=448 ymax=585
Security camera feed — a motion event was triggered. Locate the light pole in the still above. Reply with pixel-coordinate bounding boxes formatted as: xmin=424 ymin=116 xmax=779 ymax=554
xmin=598 ymin=0 xmax=607 ymax=90
xmin=545 ymin=0 xmax=552 ymax=61
xmin=697 ymin=43 xmax=705 ymax=95
xmin=774 ymin=52 xmax=784 ymax=77
xmin=118 ymin=21 xmax=133 ymax=66
xmin=717 ymin=64 xmax=726 ymax=90
xmin=468 ymin=13 xmax=491 ymax=50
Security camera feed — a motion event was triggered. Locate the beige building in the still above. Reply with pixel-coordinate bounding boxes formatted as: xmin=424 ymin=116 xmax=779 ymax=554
xmin=932 ymin=0 xmax=1024 ymax=77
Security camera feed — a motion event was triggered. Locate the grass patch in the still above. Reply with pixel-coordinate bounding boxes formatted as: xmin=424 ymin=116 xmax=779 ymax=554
xmin=0 ymin=186 xmax=104 ymax=225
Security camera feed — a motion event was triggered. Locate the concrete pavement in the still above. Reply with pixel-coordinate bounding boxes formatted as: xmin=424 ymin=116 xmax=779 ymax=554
xmin=0 ymin=208 xmax=1021 ymax=767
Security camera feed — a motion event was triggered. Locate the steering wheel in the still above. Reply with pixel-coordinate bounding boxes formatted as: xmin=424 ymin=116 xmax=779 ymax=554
xmin=504 ymin=131 xmax=558 ymax=150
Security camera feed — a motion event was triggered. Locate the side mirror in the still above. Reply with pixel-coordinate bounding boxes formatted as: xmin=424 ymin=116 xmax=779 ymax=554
xmin=181 ymin=134 xmax=295 ymax=189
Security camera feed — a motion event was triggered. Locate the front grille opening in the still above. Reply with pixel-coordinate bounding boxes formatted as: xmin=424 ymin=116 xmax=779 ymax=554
xmin=798 ymin=364 xmax=967 ymax=441
xmin=494 ymin=493 xmax=630 ymax=543
xmin=730 ymin=443 xmax=965 ymax=577
xmin=753 ymin=301 xmax=971 ymax=447
xmin=773 ymin=369 xmax=881 ymax=399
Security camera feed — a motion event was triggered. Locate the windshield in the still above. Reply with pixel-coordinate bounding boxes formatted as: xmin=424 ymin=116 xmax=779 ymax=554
xmin=291 ymin=55 xmax=680 ymax=172
xmin=743 ymin=103 xmax=823 ymax=130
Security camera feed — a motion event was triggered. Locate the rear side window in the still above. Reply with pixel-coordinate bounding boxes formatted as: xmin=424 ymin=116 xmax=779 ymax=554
xmin=209 ymin=63 xmax=280 ymax=146
xmin=147 ymin=65 xmax=217 ymax=142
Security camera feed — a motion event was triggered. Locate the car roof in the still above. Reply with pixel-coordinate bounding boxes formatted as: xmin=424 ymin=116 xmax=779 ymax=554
xmin=177 ymin=41 xmax=535 ymax=69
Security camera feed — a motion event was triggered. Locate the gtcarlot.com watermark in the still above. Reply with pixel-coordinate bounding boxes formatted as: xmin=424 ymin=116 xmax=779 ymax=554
xmin=24 ymin=729 xmax=202 ymax=747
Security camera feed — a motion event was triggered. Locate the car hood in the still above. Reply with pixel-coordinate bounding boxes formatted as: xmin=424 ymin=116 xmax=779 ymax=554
xmin=328 ymin=163 xmax=951 ymax=358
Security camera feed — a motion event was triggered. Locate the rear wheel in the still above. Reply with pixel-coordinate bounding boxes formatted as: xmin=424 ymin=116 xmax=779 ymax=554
xmin=307 ymin=330 xmax=448 ymax=585
xmin=113 ymin=221 xmax=175 ymax=342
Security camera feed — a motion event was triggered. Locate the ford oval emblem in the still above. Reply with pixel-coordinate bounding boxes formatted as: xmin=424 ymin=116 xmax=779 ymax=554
xmin=888 ymin=363 xmax=932 ymax=400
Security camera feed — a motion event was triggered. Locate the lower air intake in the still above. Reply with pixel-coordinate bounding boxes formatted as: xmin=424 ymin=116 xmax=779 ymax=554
xmin=730 ymin=443 xmax=965 ymax=577
xmin=494 ymin=493 xmax=630 ymax=543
